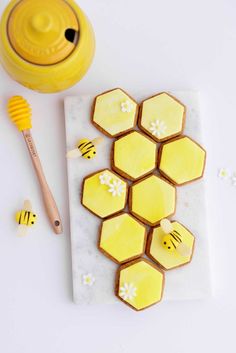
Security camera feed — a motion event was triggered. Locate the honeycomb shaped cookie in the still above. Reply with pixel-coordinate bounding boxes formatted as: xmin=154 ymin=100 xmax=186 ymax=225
xmin=159 ymin=136 xmax=206 ymax=185
xmin=82 ymin=169 xmax=128 ymax=218
xmin=129 ymin=174 xmax=176 ymax=226
xmin=139 ymin=92 xmax=185 ymax=142
xmin=116 ymin=258 xmax=164 ymax=311
xmin=92 ymin=88 xmax=138 ymax=137
xmin=99 ymin=213 xmax=147 ymax=264
xmin=146 ymin=221 xmax=195 ymax=270
xmin=112 ymin=131 xmax=157 ymax=181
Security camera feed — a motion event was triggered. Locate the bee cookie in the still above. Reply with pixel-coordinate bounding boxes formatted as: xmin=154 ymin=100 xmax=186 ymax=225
xmin=146 ymin=220 xmax=195 ymax=270
xmin=67 ymin=137 xmax=103 ymax=160
xmin=112 ymin=131 xmax=157 ymax=181
xmin=82 ymin=169 xmax=128 ymax=218
xmin=15 ymin=200 xmax=37 ymax=237
xmin=129 ymin=174 xmax=176 ymax=226
xmin=92 ymin=88 xmax=138 ymax=137
xmin=138 ymin=92 xmax=186 ymax=142
xmin=116 ymin=258 xmax=164 ymax=311
xmin=158 ymin=136 xmax=206 ymax=185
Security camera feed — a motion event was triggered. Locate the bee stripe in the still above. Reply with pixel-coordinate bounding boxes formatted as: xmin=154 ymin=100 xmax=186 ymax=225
xmin=173 ymin=230 xmax=181 ymax=238
xmin=170 ymin=239 xmax=177 ymax=249
xmin=171 ymin=232 xmax=181 ymax=243
xmin=82 ymin=147 xmax=95 ymax=157
xmin=78 ymin=142 xmax=87 ymax=148
xmin=24 ymin=211 xmax=28 ymax=222
xmin=82 ymin=142 xmax=93 ymax=149
xmin=27 ymin=211 xmax=30 ymax=224
xmin=19 ymin=212 xmax=22 ymax=224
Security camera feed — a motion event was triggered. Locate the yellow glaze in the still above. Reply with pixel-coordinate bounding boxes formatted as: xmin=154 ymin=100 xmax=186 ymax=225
xmin=159 ymin=136 xmax=206 ymax=185
xmin=93 ymin=89 xmax=137 ymax=137
xmin=118 ymin=260 xmax=164 ymax=310
xmin=140 ymin=93 xmax=185 ymax=141
xmin=148 ymin=222 xmax=194 ymax=270
xmin=113 ymin=131 xmax=157 ymax=180
xmin=130 ymin=175 xmax=176 ymax=226
xmin=8 ymin=0 xmax=79 ymax=65
xmin=100 ymin=213 xmax=146 ymax=263
xmin=82 ymin=170 xmax=127 ymax=218
xmin=0 ymin=0 xmax=95 ymax=93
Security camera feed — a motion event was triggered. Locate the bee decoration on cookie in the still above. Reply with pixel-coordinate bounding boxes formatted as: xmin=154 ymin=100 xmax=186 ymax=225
xmin=160 ymin=218 xmax=191 ymax=257
xmin=16 ymin=200 xmax=37 ymax=237
xmin=67 ymin=137 xmax=104 ymax=160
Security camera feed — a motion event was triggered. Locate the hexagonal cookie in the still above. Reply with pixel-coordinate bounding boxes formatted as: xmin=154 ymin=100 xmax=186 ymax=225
xmin=116 ymin=258 xmax=164 ymax=311
xmin=92 ymin=88 xmax=138 ymax=137
xmin=129 ymin=174 xmax=176 ymax=226
xmin=112 ymin=131 xmax=157 ymax=181
xmin=146 ymin=221 xmax=195 ymax=270
xmin=82 ymin=169 xmax=128 ymax=218
xmin=138 ymin=92 xmax=186 ymax=142
xmin=159 ymin=136 xmax=206 ymax=185
xmin=99 ymin=213 xmax=147 ymax=264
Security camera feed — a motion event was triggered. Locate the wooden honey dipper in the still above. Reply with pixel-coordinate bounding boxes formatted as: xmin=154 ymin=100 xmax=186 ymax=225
xmin=8 ymin=96 xmax=62 ymax=234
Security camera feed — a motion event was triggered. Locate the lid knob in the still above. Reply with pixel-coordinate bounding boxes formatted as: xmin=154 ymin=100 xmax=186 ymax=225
xmin=30 ymin=13 xmax=52 ymax=33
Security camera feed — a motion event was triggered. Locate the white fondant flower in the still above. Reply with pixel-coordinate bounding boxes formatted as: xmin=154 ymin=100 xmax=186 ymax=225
xmin=108 ymin=179 xmax=125 ymax=197
xmin=119 ymin=283 xmax=137 ymax=301
xmin=231 ymin=173 xmax=236 ymax=186
xmin=121 ymin=100 xmax=134 ymax=113
xmin=218 ymin=168 xmax=229 ymax=179
xmin=149 ymin=119 xmax=167 ymax=138
xmin=99 ymin=172 xmax=111 ymax=185
xmin=82 ymin=273 xmax=95 ymax=286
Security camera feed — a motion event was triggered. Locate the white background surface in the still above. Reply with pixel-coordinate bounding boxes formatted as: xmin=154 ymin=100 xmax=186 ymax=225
xmin=0 ymin=0 xmax=234 ymax=352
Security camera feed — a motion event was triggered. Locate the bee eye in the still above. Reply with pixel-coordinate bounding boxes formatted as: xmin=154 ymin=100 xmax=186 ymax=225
xmin=93 ymin=152 xmax=96 ymax=154
xmin=33 ymin=214 xmax=36 ymax=217
xmin=168 ymin=246 xmax=171 ymax=249
xmin=88 ymin=156 xmax=91 ymax=159
xmin=164 ymin=242 xmax=166 ymax=245
xmin=31 ymin=222 xmax=34 ymax=225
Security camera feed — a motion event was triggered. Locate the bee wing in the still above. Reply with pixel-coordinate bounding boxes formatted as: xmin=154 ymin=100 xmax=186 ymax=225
xmin=92 ymin=137 xmax=104 ymax=146
xmin=160 ymin=218 xmax=173 ymax=234
xmin=177 ymin=243 xmax=192 ymax=257
xmin=23 ymin=200 xmax=32 ymax=212
xmin=66 ymin=148 xmax=82 ymax=159
xmin=17 ymin=224 xmax=28 ymax=237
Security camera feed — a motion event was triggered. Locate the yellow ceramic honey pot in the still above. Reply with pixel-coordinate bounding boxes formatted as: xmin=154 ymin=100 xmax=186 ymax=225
xmin=0 ymin=0 xmax=95 ymax=93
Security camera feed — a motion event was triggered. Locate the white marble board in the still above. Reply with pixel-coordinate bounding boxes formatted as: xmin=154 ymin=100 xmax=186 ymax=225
xmin=64 ymin=91 xmax=211 ymax=305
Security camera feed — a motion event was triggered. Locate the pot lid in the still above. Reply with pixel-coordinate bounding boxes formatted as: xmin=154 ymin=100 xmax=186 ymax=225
xmin=7 ymin=0 xmax=79 ymax=65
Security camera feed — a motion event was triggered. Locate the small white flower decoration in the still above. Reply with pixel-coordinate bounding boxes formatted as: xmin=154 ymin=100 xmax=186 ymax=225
xmin=218 ymin=168 xmax=229 ymax=180
xmin=82 ymin=273 xmax=95 ymax=286
xmin=149 ymin=119 xmax=167 ymax=138
xmin=231 ymin=173 xmax=236 ymax=186
xmin=119 ymin=283 xmax=137 ymax=301
xmin=99 ymin=172 xmax=111 ymax=185
xmin=108 ymin=179 xmax=125 ymax=197
xmin=121 ymin=100 xmax=134 ymax=113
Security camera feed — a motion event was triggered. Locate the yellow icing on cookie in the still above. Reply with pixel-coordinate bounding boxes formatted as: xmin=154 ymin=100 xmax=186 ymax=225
xmin=159 ymin=136 xmax=206 ymax=185
xmin=118 ymin=259 xmax=164 ymax=310
xmin=140 ymin=92 xmax=185 ymax=141
xmin=99 ymin=213 xmax=146 ymax=263
xmin=113 ymin=131 xmax=157 ymax=180
xmin=82 ymin=170 xmax=127 ymax=218
xmin=93 ymin=89 xmax=138 ymax=136
xmin=148 ymin=222 xmax=195 ymax=270
xmin=130 ymin=175 xmax=176 ymax=225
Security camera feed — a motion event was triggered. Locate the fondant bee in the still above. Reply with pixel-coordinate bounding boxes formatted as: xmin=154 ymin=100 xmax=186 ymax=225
xmin=16 ymin=200 xmax=37 ymax=237
xmin=160 ymin=218 xmax=191 ymax=257
xmin=67 ymin=137 xmax=103 ymax=160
